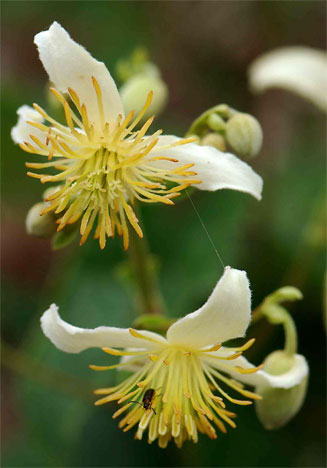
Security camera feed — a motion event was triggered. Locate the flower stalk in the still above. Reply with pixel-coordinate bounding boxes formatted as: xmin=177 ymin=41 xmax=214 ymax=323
xmin=251 ymin=286 xmax=302 ymax=356
xmin=261 ymin=304 xmax=298 ymax=356
xmin=250 ymin=287 xmax=308 ymax=430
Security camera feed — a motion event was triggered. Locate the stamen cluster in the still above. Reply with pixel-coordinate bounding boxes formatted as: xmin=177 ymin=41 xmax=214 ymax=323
xmin=90 ymin=329 xmax=262 ymax=448
xmin=21 ymin=78 xmax=198 ymax=248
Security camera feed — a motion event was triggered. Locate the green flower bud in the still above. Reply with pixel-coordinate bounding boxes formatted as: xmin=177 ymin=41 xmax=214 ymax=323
xmin=207 ymin=113 xmax=226 ymax=132
xmin=200 ymin=133 xmax=226 ymax=151
xmin=26 ymin=202 xmax=57 ymax=238
xmin=120 ymin=72 xmax=168 ymax=121
xmin=226 ymin=113 xmax=263 ymax=159
xmin=256 ymin=350 xmax=309 ymax=430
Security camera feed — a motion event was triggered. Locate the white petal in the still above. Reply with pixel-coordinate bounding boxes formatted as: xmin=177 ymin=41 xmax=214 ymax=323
xmin=150 ymin=135 xmax=263 ymax=200
xmin=207 ymin=350 xmax=308 ymax=389
xmin=166 ymin=267 xmax=252 ymax=348
xmin=119 ymin=352 xmax=148 ymax=373
xmin=258 ymin=354 xmax=309 ymax=390
xmin=249 ymin=46 xmax=327 ymax=112
xmin=205 ymin=348 xmax=268 ymax=386
xmin=34 ymin=22 xmax=124 ymax=126
xmin=11 ymin=105 xmax=45 ymax=145
xmin=41 ymin=304 xmax=167 ymax=353
xmin=254 ymin=354 xmax=309 ymax=429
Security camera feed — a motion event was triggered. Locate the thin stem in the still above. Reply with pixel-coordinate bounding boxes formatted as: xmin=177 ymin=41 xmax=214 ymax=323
xmin=250 ymin=306 xmax=264 ymax=324
xmin=252 ymin=304 xmax=298 ymax=356
xmin=281 ymin=309 xmax=298 ymax=356
xmin=128 ymin=206 xmax=164 ymax=315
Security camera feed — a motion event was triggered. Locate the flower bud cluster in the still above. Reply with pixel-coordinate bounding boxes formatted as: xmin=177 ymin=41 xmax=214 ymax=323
xmin=187 ymin=104 xmax=263 ymax=160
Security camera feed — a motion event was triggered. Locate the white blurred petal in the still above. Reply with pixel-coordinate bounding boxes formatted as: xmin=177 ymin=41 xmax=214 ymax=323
xmin=34 ymin=22 xmax=124 ymax=125
xmin=150 ymin=135 xmax=263 ymax=200
xmin=119 ymin=352 xmax=148 ymax=373
xmin=40 ymin=304 xmax=166 ymax=353
xmin=249 ymin=46 xmax=327 ymax=111
xmin=11 ymin=105 xmax=45 ymax=145
xmin=166 ymin=267 xmax=252 ymax=348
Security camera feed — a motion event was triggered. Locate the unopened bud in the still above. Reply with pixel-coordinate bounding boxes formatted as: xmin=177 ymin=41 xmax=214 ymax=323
xmin=200 ymin=133 xmax=226 ymax=151
xmin=120 ymin=72 xmax=168 ymax=120
xmin=256 ymin=350 xmax=309 ymax=430
xmin=207 ymin=113 xmax=226 ymax=132
xmin=226 ymin=113 xmax=263 ymax=159
xmin=26 ymin=202 xmax=57 ymax=238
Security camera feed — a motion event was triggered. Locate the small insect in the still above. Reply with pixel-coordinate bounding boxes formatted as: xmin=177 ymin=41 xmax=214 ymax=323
xmin=130 ymin=388 xmax=161 ymax=415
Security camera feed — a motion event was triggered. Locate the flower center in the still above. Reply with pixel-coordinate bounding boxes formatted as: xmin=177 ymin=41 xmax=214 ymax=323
xmin=90 ymin=330 xmax=262 ymax=448
xmin=21 ymin=78 xmax=199 ymax=249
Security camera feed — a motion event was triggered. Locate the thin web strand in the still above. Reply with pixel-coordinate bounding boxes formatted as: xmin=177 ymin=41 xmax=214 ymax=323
xmin=185 ymin=189 xmax=225 ymax=270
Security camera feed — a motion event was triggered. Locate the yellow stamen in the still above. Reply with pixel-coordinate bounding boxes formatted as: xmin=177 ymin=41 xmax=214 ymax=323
xmin=91 ymin=76 xmax=105 ymax=128
xmin=128 ymin=328 xmax=164 ymax=345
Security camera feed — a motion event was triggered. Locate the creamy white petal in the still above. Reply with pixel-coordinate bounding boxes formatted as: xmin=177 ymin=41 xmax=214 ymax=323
xmin=166 ymin=267 xmax=252 ymax=348
xmin=11 ymin=105 xmax=45 ymax=145
xmin=258 ymin=354 xmax=309 ymax=389
xmin=11 ymin=105 xmax=91 ymax=157
xmin=249 ymin=46 xmax=327 ymax=111
xmin=34 ymin=22 xmax=124 ymax=126
xmin=149 ymin=135 xmax=263 ymax=200
xmin=205 ymin=348 xmax=268 ymax=386
xmin=254 ymin=354 xmax=309 ymax=429
xmin=41 ymin=304 xmax=167 ymax=353
xmin=119 ymin=352 xmax=148 ymax=373
xmin=207 ymin=349 xmax=308 ymax=389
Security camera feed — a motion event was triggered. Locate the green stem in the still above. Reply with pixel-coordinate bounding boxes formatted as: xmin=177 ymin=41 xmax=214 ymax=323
xmin=281 ymin=310 xmax=298 ymax=356
xmin=251 ymin=306 xmax=264 ymax=324
xmin=128 ymin=208 xmax=164 ymax=315
xmin=253 ymin=304 xmax=298 ymax=356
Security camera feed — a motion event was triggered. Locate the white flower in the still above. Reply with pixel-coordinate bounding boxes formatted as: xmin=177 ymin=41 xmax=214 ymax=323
xmin=40 ymin=266 xmax=296 ymax=448
xmin=12 ymin=22 xmax=263 ymax=249
xmin=248 ymin=46 xmax=327 ymax=112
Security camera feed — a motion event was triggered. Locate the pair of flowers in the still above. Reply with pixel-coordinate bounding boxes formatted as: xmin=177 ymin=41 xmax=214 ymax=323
xmin=12 ymin=22 xmax=308 ymax=448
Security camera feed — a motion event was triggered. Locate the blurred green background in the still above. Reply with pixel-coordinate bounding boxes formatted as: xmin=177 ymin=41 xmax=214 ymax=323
xmin=1 ymin=1 xmax=326 ymax=467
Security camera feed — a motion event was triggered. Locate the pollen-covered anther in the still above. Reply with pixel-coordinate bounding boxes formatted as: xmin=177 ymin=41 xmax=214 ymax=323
xmin=20 ymin=78 xmax=200 ymax=249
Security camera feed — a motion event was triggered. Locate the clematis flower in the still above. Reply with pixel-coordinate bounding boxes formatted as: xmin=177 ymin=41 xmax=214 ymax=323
xmin=41 ymin=266 xmax=294 ymax=448
xmin=12 ymin=22 xmax=263 ymax=249
xmin=248 ymin=46 xmax=327 ymax=112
